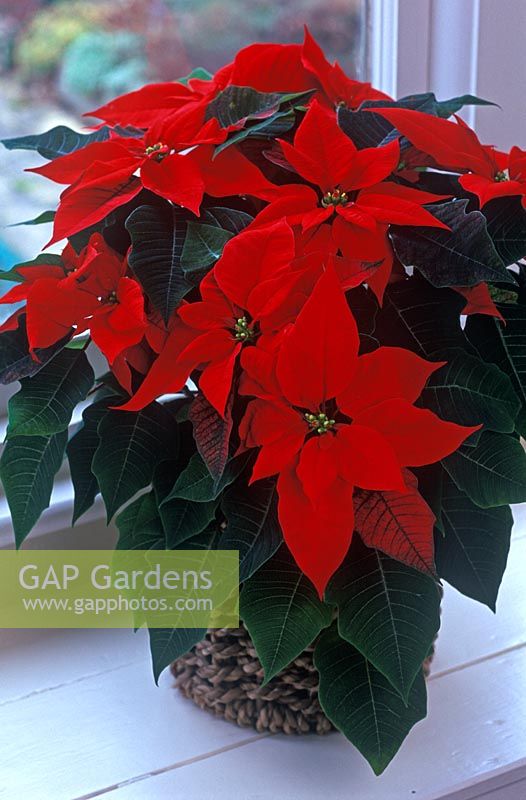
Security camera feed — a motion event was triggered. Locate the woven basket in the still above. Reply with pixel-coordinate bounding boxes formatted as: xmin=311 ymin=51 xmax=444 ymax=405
xmin=172 ymin=624 xmax=436 ymax=735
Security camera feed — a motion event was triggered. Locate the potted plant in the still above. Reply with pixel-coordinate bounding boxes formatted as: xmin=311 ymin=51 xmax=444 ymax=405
xmin=1 ymin=28 xmax=525 ymax=775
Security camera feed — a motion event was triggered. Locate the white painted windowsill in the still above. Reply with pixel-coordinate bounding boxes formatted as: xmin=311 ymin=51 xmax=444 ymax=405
xmin=0 ymin=506 xmax=524 ymax=799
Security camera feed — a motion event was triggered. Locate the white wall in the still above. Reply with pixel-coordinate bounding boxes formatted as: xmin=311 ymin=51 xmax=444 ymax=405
xmin=475 ymin=0 xmax=526 ymax=150
xmin=378 ymin=0 xmax=526 ymax=150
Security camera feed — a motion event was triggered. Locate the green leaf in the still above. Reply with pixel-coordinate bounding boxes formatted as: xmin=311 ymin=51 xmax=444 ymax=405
xmin=67 ymin=399 xmax=119 ymax=524
xmin=181 ymin=222 xmax=233 ymax=273
xmin=483 ymin=196 xmax=526 ymax=266
xmin=201 ymin=206 xmax=253 ymax=234
xmin=205 ymin=86 xmax=313 ymax=128
xmin=443 ymin=430 xmax=526 ymax=507
xmin=466 ymin=300 xmax=526 ymax=429
xmin=380 ymin=276 xmax=471 ymax=358
xmin=148 ymin=627 xmax=206 ymax=684
xmin=363 ymin=92 xmax=495 ymax=118
xmin=436 ymin=472 xmax=513 ymax=610
xmin=219 ymin=478 xmax=282 ymax=580
xmin=326 ymin=537 xmax=440 ymax=701
xmin=314 ymin=624 xmax=427 ymax=775
xmin=164 ymin=452 xmax=249 ymax=504
xmin=160 ymin=497 xmax=218 ymax=548
xmin=391 ymin=200 xmax=514 ymax=288
xmin=7 ymin=348 xmax=94 ymax=437
xmin=214 ymin=109 xmax=296 ymax=156
xmin=338 ymin=106 xmax=394 ymax=150
xmin=1 ymin=125 xmax=114 ymax=159
xmin=0 ymin=315 xmax=70 ymax=385
xmin=0 ymin=431 xmax=67 ymax=546
xmin=126 ymin=203 xmax=192 ymax=324
xmin=241 ymin=546 xmax=332 ymax=683
xmin=152 ymin=458 xmax=218 ymax=547
xmin=0 ymin=253 xmax=63 ymax=283
xmin=116 ymin=491 xmax=166 ymax=550
xmin=92 ymin=402 xmax=179 ymax=521
xmin=178 ymin=67 xmax=213 ymax=85
xmin=421 ymin=350 xmax=521 ymax=433
xmin=180 ymin=206 xmax=252 ymax=276
xmin=8 ymin=210 xmax=55 ymax=227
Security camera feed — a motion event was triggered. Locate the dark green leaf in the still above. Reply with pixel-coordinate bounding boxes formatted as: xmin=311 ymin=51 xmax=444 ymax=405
xmin=201 ymin=206 xmax=253 ymax=235
xmin=148 ymin=627 xmax=206 ymax=684
xmin=241 ymin=547 xmax=332 ymax=683
xmin=7 ymin=348 xmax=94 ymax=437
xmin=0 ymin=315 xmax=70 ymax=385
xmin=314 ymin=624 xmax=427 ymax=775
xmin=436 ymin=471 xmax=513 ymax=609
xmin=391 ymin=200 xmax=514 ymax=288
xmin=160 ymin=497 xmax=218 ymax=548
xmin=0 ymin=253 xmax=63 ymax=284
xmin=362 ymin=92 xmax=495 ymax=117
xmin=483 ymin=196 xmax=526 ymax=265
xmin=326 ymin=537 xmax=440 ymax=700
xmin=214 ymin=109 xmax=296 ymax=155
xmin=116 ymin=491 xmax=166 ymax=550
xmin=338 ymin=106 xmax=394 ymax=149
xmin=0 ymin=431 xmax=67 ymax=546
xmin=443 ymin=430 xmax=526 ymax=507
xmin=421 ymin=350 xmax=521 ymax=433
xmin=164 ymin=452 xmax=249 ymax=504
xmin=466 ymin=301 xmax=526 ymax=431
xmin=8 ymin=210 xmax=55 ymax=227
xmin=181 ymin=222 xmax=233 ymax=273
xmin=219 ymin=478 xmax=282 ymax=581
xmin=126 ymin=204 xmax=192 ymax=323
xmin=380 ymin=276 xmax=471 ymax=358
xmin=92 ymin=402 xmax=178 ymax=520
xmin=1 ymin=125 xmax=113 ymax=159
xmin=154 ymin=460 xmax=218 ymax=548
xmin=206 ymin=86 xmax=313 ymax=128
xmin=67 ymin=399 xmax=119 ymax=524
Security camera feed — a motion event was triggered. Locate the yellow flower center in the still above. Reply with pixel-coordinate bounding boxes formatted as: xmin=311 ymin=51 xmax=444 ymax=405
xmin=321 ymin=188 xmax=349 ymax=208
xmin=145 ymin=142 xmax=170 ymax=161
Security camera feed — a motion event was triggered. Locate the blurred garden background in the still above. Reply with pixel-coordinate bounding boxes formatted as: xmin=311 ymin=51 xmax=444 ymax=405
xmin=0 ymin=0 xmax=367 ymax=275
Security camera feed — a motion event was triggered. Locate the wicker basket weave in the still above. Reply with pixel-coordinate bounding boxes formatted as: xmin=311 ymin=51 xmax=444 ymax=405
xmin=172 ymin=624 xmax=436 ymax=736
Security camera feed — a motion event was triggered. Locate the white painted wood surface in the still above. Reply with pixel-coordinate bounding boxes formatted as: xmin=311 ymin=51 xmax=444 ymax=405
xmin=0 ymin=510 xmax=524 ymax=799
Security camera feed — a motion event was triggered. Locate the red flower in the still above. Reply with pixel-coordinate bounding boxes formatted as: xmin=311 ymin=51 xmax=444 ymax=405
xmin=301 ymin=27 xmax=391 ymax=108
xmin=460 ymin=145 xmax=526 ymax=208
xmin=238 ymin=264 xmax=479 ymax=596
xmin=120 ymin=221 xmax=298 ymax=414
xmin=256 ymin=101 xmax=449 ymax=301
xmin=372 ymin=108 xmax=526 ymax=208
xmin=32 ymin=126 xmax=281 ymax=246
xmin=0 ymin=234 xmax=147 ymax=362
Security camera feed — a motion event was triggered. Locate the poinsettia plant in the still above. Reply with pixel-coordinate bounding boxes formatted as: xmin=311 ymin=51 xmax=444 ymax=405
xmin=2 ymin=28 xmax=526 ymax=774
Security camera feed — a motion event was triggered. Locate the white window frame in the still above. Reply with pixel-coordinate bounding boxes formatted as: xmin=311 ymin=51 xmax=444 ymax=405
xmin=369 ymin=0 xmax=481 ymax=128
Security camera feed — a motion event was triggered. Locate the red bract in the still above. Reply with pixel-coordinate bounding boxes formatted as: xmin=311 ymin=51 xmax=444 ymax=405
xmin=257 ymin=101 xmax=450 ymax=301
xmin=120 ymin=221 xmax=300 ymax=415
xmin=32 ymin=123 xmax=281 ymax=246
xmin=238 ymin=265 xmax=479 ymax=596
xmin=373 ymin=108 xmax=526 ymax=208
xmin=460 ymin=145 xmax=526 ymax=208
xmin=301 ymin=27 xmax=390 ymax=108
xmin=0 ymin=234 xmax=146 ymax=362
xmin=85 ymin=27 xmax=386 ymax=137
